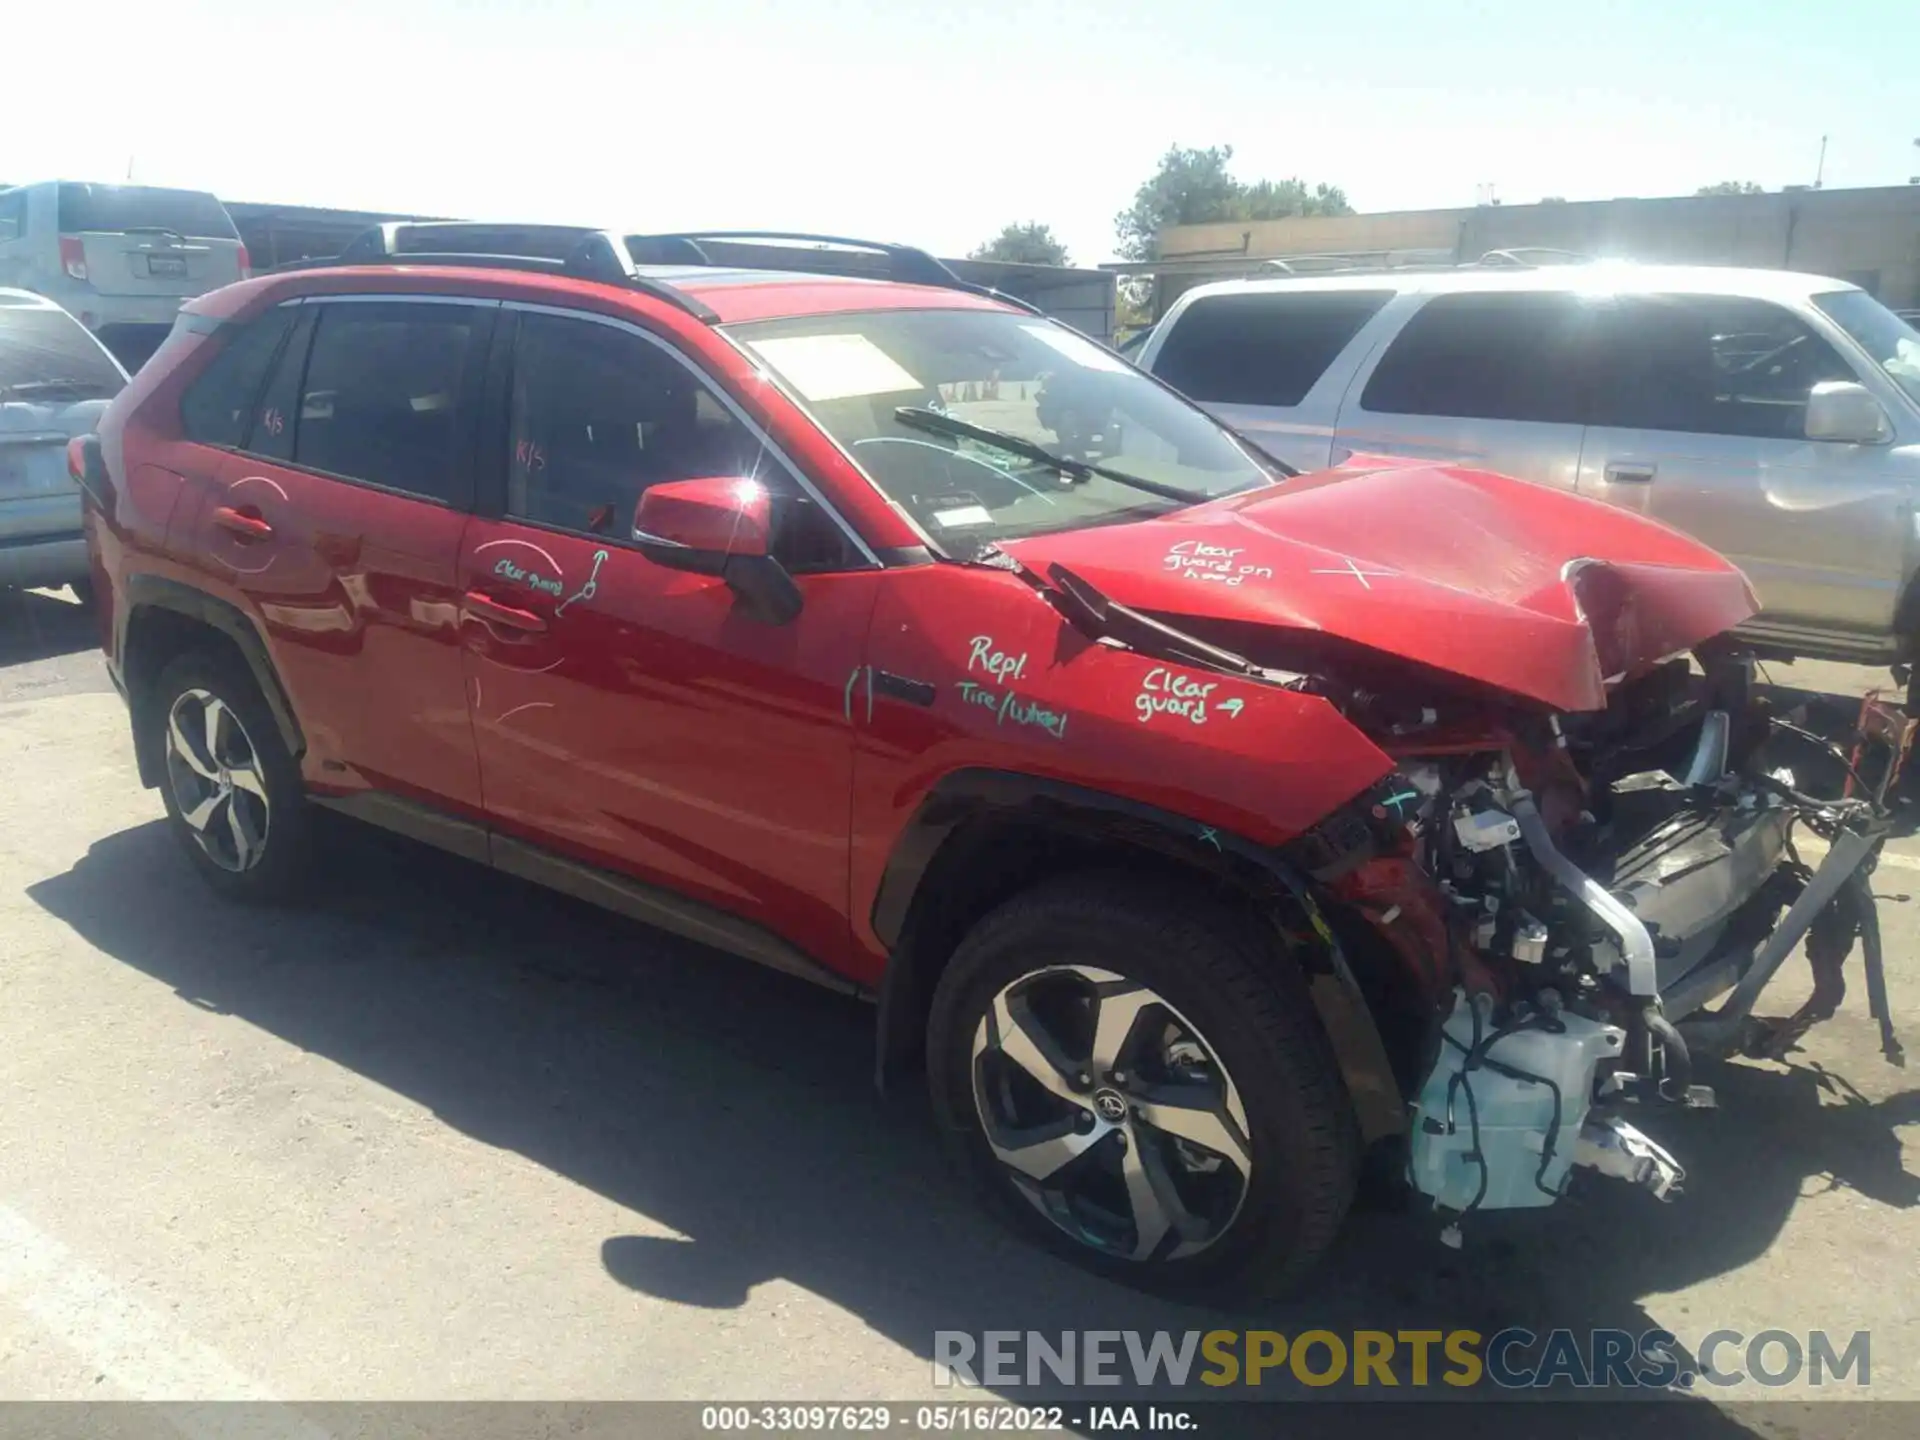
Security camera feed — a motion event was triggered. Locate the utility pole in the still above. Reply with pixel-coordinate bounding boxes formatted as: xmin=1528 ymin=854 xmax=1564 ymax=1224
xmin=1814 ymin=135 xmax=1827 ymax=189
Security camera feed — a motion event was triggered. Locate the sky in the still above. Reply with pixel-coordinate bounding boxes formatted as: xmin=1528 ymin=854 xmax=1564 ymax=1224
xmin=5 ymin=0 xmax=1916 ymax=267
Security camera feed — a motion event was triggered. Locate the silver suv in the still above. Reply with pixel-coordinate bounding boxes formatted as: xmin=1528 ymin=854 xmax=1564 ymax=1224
xmin=1140 ymin=263 xmax=1920 ymax=668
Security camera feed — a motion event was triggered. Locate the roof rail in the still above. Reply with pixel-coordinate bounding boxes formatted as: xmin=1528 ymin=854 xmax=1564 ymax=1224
xmin=625 ymin=231 xmax=1044 ymax=315
xmin=276 ymin=221 xmax=722 ymax=324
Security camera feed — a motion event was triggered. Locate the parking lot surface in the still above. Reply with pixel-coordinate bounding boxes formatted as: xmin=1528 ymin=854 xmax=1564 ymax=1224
xmin=1 ymin=587 xmax=1916 ymax=1415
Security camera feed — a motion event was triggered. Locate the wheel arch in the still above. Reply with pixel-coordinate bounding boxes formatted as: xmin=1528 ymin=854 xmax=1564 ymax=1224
xmin=870 ymin=769 xmax=1408 ymax=1143
xmin=120 ymin=575 xmax=304 ymax=789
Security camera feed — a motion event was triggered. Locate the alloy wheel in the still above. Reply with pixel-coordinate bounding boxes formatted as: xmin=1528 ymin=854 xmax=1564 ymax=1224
xmin=970 ymin=964 xmax=1253 ymax=1262
xmin=164 ymin=688 xmax=271 ymax=873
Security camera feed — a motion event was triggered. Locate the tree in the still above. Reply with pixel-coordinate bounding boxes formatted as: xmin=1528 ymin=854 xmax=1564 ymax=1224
xmin=1696 ymin=181 xmax=1766 ymax=196
xmin=968 ymin=222 xmax=1070 ymax=267
xmin=1114 ymin=144 xmax=1353 ymax=260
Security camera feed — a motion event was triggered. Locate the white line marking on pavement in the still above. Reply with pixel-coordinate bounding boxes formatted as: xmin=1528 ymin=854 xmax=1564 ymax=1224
xmin=0 ymin=1202 xmax=330 ymax=1439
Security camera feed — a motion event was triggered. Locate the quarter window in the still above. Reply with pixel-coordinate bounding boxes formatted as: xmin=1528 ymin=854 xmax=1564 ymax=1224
xmin=1153 ymin=290 xmax=1392 ymax=407
xmin=506 ymin=313 xmax=856 ymax=571
xmin=1360 ymin=292 xmax=1590 ymax=424
xmin=179 ymin=307 xmax=298 ymax=449
xmin=1589 ymin=295 xmax=1860 ymax=440
xmin=293 ymin=302 xmax=486 ymax=503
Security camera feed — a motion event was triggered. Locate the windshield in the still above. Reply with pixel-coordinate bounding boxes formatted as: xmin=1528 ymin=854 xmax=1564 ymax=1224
xmin=56 ymin=183 xmax=238 ymax=240
xmin=729 ymin=308 xmax=1270 ymax=559
xmin=0 ymin=304 xmax=127 ymax=403
xmin=1813 ymin=290 xmax=1920 ymax=409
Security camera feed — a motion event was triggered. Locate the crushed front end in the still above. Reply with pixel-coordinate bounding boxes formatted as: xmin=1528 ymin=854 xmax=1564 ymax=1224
xmin=1289 ymin=651 xmax=1906 ymax=1236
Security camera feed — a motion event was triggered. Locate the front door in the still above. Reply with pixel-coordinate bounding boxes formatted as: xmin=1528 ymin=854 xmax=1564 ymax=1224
xmin=456 ymin=308 xmax=879 ymax=973
xmin=1576 ymin=293 xmax=1908 ymax=640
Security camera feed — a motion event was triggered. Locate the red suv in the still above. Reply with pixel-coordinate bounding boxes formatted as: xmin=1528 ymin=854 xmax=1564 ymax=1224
xmin=79 ymin=224 xmax=1899 ymax=1299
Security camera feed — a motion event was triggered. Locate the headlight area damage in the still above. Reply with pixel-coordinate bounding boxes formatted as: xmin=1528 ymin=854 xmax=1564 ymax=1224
xmin=1001 ymin=462 xmax=1908 ymax=1238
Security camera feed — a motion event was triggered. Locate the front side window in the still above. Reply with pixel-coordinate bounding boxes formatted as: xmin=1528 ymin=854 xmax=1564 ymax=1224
xmin=507 ymin=313 xmax=857 ymax=571
xmin=1814 ymin=289 xmax=1920 ymax=410
xmin=1361 ymin=292 xmax=1590 ymax=424
xmin=1153 ymin=289 xmax=1392 ymax=407
xmin=294 ymin=303 xmax=485 ymax=502
xmin=179 ymin=307 xmax=298 ymax=448
xmin=1590 ymin=295 xmax=1858 ymax=439
xmin=0 ymin=300 xmax=126 ymax=404
xmin=730 ymin=308 xmax=1269 ymax=561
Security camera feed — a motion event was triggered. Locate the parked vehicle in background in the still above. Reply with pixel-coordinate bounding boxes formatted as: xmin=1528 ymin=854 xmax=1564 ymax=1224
xmin=1 ymin=288 xmax=127 ymax=597
xmin=79 ymin=224 xmax=1903 ymax=1300
xmin=1139 ymin=262 xmax=1920 ymax=672
xmin=0 ymin=183 xmax=248 ymax=371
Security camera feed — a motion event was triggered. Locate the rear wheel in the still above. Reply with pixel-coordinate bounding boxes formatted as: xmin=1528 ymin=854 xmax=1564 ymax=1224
xmin=153 ymin=651 xmax=312 ymax=902
xmin=927 ymin=873 xmax=1360 ymax=1301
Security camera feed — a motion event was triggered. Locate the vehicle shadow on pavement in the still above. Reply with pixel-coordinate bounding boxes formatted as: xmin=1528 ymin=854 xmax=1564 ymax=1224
xmin=0 ymin=587 xmax=96 ymax=666
xmin=27 ymin=820 xmax=1918 ymax=1419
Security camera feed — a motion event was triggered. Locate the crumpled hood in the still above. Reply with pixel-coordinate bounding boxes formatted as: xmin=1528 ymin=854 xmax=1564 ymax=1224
xmin=1000 ymin=461 xmax=1759 ymax=713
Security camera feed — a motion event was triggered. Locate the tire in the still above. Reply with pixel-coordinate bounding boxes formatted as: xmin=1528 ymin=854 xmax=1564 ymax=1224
xmin=927 ymin=872 xmax=1360 ymax=1302
xmin=152 ymin=649 xmax=313 ymax=903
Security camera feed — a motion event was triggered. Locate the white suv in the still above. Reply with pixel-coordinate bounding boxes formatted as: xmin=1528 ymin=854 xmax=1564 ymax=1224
xmin=1139 ymin=263 xmax=1920 ymax=668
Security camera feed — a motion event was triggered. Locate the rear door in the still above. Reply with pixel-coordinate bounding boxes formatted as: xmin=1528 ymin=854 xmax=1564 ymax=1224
xmin=1577 ymin=293 xmax=1906 ymax=638
xmin=55 ymin=184 xmax=246 ymax=300
xmin=1145 ymin=287 xmax=1395 ymax=473
xmin=1333 ymin=290 xmax=1591 ymax=490
xmin=177 ymin=295 xmax=493 ymax=811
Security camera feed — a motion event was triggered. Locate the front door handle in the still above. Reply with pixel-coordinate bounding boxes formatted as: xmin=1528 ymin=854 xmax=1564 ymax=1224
xmin=462 ymin=591 xmax=548 ymax=633
xmin=1604 ymin=461 xmax=1657 ymax=483
xmin=211 ymin=504 xmax=274 ymax=540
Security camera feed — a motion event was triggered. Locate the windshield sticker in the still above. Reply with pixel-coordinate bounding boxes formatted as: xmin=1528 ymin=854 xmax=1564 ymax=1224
xmin=933 ymin=504 xmax=995 ymax=529
xmin=748 ymin=334 xmax=920 ymax=402
xmin=1019 ymin=323 xmax=1130 ymax=374
xmin=1163 ymin=539 xmax=1274 ymax=586
xmin=1136 ymin=666 xmax=1244 ymax=726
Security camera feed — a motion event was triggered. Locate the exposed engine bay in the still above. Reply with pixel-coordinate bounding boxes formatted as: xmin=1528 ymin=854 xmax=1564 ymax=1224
xmin=1290 ymin=650 xmax=1908 ymax=1234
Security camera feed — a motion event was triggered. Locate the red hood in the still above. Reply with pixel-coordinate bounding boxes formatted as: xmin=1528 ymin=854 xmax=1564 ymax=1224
xmin=1000 ymin=462 xmax=1758 ymax=713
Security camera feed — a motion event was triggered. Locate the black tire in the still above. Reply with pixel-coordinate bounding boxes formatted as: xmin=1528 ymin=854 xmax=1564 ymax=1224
xmin=152 ymin=649 xmax=313 ymax=903
xmin=927 ymin=872 xmax=1360 ymax=1302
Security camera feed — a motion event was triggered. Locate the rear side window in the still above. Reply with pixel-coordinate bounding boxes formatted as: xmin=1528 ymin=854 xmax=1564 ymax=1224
xmin=180 ymin=308 xmax=298 ymax=448
xmin=1361 ymin=292 xmax=1590 ymax=424
xmin=56 ymin=184 xmax=237 ymax=240
xmin=1154 ymin=290 xmax=1391 ymax=406
xmin=0 ymin=189 xmax=25 ymax=243
xmin=293 ymin=302 xmax=486 ymax=502
xmin=1589 ymin=295 xmax=1860 ymax=440
xmin=0 ymin=302 xmax=125 ymax=403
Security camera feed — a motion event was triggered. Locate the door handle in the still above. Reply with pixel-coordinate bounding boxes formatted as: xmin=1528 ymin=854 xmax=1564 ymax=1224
xmin=211 ymin=504 xmax=273 ymax=540
xmin=462 ymin=590 xmax=548 ymax=634
xmin=1604 ymin=461 xmax=1657 ymax=483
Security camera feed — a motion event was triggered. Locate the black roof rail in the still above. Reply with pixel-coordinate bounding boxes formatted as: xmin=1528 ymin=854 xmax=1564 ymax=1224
xmin=276 ymin=221 xmax=721 ymax=324
xmin=627 ymin=230 xmax=1044 ymax=316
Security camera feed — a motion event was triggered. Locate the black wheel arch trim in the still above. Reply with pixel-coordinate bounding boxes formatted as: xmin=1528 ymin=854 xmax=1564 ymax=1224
xmin=870 ymin=768 xmax=1406 ymax=1141
xmin=120 ymin=575 xmax=306 ymax=786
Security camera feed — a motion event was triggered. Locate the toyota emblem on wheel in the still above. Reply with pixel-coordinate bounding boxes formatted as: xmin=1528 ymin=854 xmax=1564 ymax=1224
xmin=1092 ymin=1088 xmax=1129 ymax=1122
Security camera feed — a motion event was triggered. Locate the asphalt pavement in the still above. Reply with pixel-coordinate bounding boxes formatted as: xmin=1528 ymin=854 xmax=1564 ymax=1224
xmin=1 ymin=586 xmax=1915 ymax=1424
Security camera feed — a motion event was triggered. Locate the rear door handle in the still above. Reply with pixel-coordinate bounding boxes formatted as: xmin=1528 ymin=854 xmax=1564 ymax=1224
xmin=211 ymin=505 xmax=273 ymax=540
xmin=1604 ymin=461 xmax=1657 ymax=483
xmin=462 ymin=591 xmax=548 ymax=634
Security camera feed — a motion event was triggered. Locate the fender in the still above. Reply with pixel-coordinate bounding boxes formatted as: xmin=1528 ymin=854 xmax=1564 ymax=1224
xmin=871 ymin=768 xmax=1406 ymax=1141
xmin=120 ymin=574 xmax=306 ymax=785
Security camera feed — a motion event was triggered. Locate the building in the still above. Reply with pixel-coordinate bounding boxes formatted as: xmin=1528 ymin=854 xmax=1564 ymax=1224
xmin=1114 ymin=184 xmax=1920 ymax=318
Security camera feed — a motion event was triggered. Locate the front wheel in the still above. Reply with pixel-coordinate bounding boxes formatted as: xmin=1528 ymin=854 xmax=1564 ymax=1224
xmin=927 ymin=874 xmax=1360 ymax=1301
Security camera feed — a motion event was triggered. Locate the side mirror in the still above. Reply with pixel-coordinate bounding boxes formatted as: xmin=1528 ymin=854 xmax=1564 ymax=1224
xmin=632 ymin=477 xmax=800 ymax=625
xmin=1804 ymin=381 xmax=1893 ymax=445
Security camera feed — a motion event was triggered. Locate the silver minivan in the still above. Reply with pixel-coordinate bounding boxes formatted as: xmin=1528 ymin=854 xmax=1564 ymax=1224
xmin=1139 ymin=263 xmax=1920 ymax=668
xmin=0 ymin=182 xmax=248 ymax=366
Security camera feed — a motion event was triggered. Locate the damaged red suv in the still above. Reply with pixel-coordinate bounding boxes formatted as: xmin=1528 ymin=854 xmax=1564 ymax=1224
xmin=78 ymin=224 xmax=1903 ymax=1299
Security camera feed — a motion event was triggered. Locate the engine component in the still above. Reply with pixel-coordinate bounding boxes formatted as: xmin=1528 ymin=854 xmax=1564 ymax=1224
xmin=1454 ymin=808 xmax=1522 ymax=852
xmin=1409 ymin=990 xmax=1626 ymax=1214
xmin=1509 ymin=791 xmax=1660 ymax=997
xmin=1574 ymin=1116 xmax=1685 ymax=1200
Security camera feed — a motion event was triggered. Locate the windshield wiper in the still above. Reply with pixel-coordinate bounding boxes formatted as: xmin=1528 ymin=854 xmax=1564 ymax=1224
xmin=0 ymin=379 xmax=109 ymax=401
xmin=893 ymin=405 xmax=1216 ymax=507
